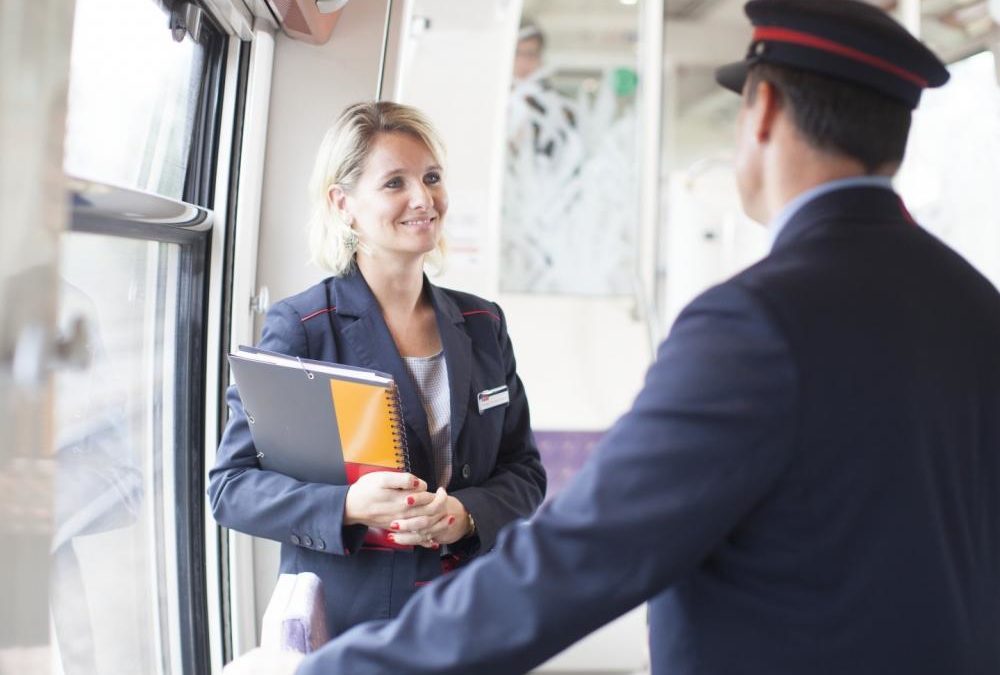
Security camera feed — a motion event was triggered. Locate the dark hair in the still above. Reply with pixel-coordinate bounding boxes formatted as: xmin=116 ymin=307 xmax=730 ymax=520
xmin=746 ymin=63 xmax=912 ymax=172
xmin=518 ymin=20 xmax=545 ymax=49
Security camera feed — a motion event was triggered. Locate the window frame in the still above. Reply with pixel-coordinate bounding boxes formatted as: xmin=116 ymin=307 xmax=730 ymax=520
xmin=68 ymin=178 xmax=212 ymax=674
xmin=61 ymin=3 xmax=228 ymax=668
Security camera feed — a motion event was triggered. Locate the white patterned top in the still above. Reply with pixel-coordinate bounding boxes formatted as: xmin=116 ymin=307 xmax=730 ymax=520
xmin=401 ymin=350 xmax=452 ymax=487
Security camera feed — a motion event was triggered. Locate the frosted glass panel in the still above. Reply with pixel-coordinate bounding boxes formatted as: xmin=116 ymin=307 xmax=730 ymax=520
xmin=502 ymin=0 xmax=643 ymax=295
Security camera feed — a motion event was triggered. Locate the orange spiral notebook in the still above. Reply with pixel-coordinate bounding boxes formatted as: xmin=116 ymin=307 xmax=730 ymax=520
xmin=228 ymin=346 xmax=411 ymax=550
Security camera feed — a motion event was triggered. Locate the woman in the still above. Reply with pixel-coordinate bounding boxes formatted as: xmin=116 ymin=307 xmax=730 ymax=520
xmin=208 ymin=101 xmax=546 ymax=638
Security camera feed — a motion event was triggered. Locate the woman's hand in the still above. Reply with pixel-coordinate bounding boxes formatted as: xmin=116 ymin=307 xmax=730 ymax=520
xmin=343 ymin=472 xmax=431 ymax=529
xmin=388 ymin=488 xmax=471 ymax=547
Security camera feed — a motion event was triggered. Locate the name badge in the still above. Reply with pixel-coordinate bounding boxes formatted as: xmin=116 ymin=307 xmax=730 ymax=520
xmin=477 ymin=385 xmax=510 ymax=414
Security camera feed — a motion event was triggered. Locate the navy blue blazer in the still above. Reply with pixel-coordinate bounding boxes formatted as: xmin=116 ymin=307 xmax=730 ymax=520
xmin=208 ymin=269 xmax=545 ymax=637
xmin=295 ymin=187 xmax=1000 ymax=674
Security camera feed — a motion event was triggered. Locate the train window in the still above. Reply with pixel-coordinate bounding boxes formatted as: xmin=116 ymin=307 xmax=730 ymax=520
xmin=53 ymin=233 xmax=184 ymax=674
xmin=55 ymin=0 xmax=225 ymax=670
xmin=64 ymin=0 xmax=213 ymax=202
xmin=54 ymin=182 xmax=214 ymax=675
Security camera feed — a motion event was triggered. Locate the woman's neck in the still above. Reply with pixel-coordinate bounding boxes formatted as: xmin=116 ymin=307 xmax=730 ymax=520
xmin=356 ymin=254 xmax=427 ymax=315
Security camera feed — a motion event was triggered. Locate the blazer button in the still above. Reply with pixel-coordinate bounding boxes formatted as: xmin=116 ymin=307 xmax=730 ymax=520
xmin=461 ymin=464 xmax=471 ymax=479
xmin=316 ymin=538 xmax=326 ymax=550
xmin=303 ymin=535 xmax=313 ymax=547
xmin=290 ymin=534 xmax=301 ymax=545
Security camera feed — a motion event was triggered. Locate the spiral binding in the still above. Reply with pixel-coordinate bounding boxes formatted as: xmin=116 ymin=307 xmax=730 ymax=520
xmin=384 ymin=382 xmax=410 ymax=472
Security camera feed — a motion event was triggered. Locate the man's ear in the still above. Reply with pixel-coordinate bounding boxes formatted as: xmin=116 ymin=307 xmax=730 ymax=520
xmin=748 ymin=79 xmax=782 ymax=143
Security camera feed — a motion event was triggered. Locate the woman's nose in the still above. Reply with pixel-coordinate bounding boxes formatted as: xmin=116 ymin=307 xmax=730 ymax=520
xmin=409 ymin=183 xmax=431 ymax=209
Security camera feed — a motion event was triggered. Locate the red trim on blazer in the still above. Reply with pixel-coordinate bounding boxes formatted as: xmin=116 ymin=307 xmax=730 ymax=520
xmin=300 ymin=306 xmax=337 ymax=322
xmin=753 ymin=27 xmax=929 ymax=88
xmin=461 ymin=310 xmax=500 ymax=322
xmin=897 ymin=196 xmax=917 ymax=225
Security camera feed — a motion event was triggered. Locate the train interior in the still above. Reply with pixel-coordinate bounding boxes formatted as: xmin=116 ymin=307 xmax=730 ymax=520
xmin=2 ymin=0 xmax=999 ymax=673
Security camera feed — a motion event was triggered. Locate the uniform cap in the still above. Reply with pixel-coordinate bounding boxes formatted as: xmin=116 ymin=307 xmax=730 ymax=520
xmin=715 ymin=0 xmax=949 ymax=108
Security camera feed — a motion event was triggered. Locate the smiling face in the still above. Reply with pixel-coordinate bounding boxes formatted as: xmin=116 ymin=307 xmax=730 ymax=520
xmin=333 ymin=131 xmax=447 ymax=267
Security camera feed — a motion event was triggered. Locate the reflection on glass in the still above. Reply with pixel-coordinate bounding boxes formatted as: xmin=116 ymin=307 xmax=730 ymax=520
xmin=501 ymin=2 xmax=641 ymax=295
xmin=51 ymin=233 xmax=179 ymax=675
xmin=64 ymin=0 xmax=204 ymax=200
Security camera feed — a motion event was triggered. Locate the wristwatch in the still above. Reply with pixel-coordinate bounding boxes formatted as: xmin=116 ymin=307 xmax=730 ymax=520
xmin=465 ymin=511 xmax=477 ymax=538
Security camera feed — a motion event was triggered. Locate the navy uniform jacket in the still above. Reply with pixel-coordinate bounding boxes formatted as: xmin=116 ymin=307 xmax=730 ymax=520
xmin=296 ymin=186 xmax=1000 ymax=674
xmin=208 ymin=269 xmax=546 ymax=637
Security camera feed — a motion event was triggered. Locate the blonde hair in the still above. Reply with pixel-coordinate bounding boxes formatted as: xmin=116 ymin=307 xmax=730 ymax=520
xmin=307 ymin=101 xmax=448 ymax=276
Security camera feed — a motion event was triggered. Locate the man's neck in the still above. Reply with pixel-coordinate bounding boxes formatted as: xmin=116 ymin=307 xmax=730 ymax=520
xmin=763 ymin=151 xmax=872 ymax=223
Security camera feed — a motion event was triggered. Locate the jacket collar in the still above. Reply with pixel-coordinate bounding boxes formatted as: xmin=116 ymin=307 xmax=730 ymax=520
xmin=328 ymin=265 xmax=381 ymax=319
xmin=772 ymin=185 xmax=914 ymax=252
xmin=330 ymin=267 xmax=472 ymax=489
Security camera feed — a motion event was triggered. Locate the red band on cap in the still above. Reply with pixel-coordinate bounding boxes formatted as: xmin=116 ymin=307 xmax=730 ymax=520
xmin=753 ymin=26 xmax=928 ymax=88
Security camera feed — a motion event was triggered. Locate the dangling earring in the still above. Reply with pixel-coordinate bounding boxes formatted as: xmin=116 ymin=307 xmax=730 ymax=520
xmin=344 ymin=226 xmax=359 ymax=253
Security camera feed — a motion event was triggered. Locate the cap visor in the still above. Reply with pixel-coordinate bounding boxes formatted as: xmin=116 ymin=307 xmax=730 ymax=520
xmin=715 ymin=60 xmax=749 ymax=94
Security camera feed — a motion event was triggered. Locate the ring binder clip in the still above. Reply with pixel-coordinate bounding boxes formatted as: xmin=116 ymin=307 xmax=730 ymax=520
xmin=296 ymin=356 xmax=316 ymax=380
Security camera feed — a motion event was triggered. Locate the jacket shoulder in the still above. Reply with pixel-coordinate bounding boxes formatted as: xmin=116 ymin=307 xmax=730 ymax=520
xmin=437 ymin=286 xmax=503 ymax=323
xmin=273 ymin=278 xmax=337 ymax=323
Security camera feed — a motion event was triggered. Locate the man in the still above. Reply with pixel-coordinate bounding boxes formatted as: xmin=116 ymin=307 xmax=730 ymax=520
xmin=502 ymin=20 xmax=589 ymax=294
xmin=227 ymin=1 xmax=1000 ymax=673
xmin=507 ymin=20 xmax=579 ymax=162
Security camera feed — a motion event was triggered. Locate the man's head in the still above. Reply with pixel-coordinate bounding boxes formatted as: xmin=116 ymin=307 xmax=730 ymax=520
xmin=743 ymin=63 xmax=914 ymax=173
xmin=514 ymin=22 xmax=545 ymax=81
xmin=716 ymin=0 xmax=949 ymax=221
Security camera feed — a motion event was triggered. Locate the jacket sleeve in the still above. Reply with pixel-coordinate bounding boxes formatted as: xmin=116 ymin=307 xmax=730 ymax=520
xmin=207 ymin=301 xmax=367 ymax=556
xmin=294 ymin=281 xmax=798 ymax=675
xmin=451 ymin=303 xmax=547 ymax=555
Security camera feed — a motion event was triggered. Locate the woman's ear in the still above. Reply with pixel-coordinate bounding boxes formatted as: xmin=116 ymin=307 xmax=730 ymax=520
xmin=329 ymin=185 xmax=349 ymax=216
xmin=326 ymin=185 xmax=352 ymax=223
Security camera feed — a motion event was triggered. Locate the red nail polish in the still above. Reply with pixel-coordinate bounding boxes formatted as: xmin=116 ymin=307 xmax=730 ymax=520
xmin=412 ymin=479 xmax=420 ymax=488
xmin=448 ymin=516 xmax=455 ymax=525
xmin=431 ymin=543 xmax=440 ymax=550
xmin=391 ymin=522 xmax=399 ymax=530
xmin=407 ymin=496 xmax=415 ymax=506
xmin=386 ymin=533 xmax=395 ymax=542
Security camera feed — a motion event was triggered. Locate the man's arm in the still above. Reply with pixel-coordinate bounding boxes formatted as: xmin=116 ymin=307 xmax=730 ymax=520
xmin=231 ymin=280 xmax=799 ymax=675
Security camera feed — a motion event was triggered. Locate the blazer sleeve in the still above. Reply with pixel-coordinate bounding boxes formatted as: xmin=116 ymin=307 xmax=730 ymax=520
xmin=294 ymin=281 xmax=798 ymax=675
xmin=451 ymin=303 xmax=547 ymax=555
xmin=207 ymin=301 xmax=367 ymax=556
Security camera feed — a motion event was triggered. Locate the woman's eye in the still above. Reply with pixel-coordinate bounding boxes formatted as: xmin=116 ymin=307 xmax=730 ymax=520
xmin=384 ymin=177 xmax=402 ymax=188
xmin=425 ymin=172 xmax=441 ymax=184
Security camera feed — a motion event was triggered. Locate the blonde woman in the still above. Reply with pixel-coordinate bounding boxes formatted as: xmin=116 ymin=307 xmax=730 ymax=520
xmin=209 ymin=101 xmax=546 ymax=637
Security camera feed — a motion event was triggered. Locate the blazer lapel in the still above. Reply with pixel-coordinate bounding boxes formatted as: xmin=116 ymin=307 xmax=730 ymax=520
xmin=333 ymin=270 xmax=433 ymax=474
xmin=428 ymin=282 xmax=472 ymax=456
